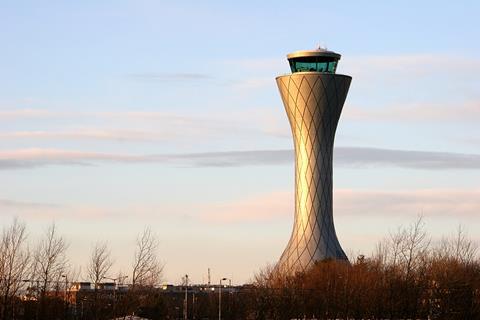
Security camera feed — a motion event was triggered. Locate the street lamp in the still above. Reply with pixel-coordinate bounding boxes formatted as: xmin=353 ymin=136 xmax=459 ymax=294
xmin=103 ymin=275 xmax=128 ymax=317
xmin=61 ymin=275 xmax=68 ymax=320
xmin=184 ymin=274 xmax=189 ymax=320
xmin=218 ymin=277 xmax=229 ymax=320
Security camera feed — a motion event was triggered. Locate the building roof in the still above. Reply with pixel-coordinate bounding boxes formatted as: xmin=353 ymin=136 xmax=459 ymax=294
xmin=287 ymin=48 xmax=341 ymax=60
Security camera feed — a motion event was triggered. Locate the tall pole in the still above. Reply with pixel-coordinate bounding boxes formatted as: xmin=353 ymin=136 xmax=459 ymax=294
xmin=62 ymin=275 xmax=68 ymax=320
xmin=65 ymin=275 xmax=68 ymax=319
xmin=192 ymin=292 xmax=195 ymax=320
xmin=117 ymin=275 xmax=128 ymax=315
xmin=218 ymin=280 xmax=222 ymax=320
xmin=218 ymin=278 xmax=227 ymax=320
xmin=103 ymin=275 xmax=127 ymax=318
xmin=36 ymin=280 xmax=40 ymax=320
xmin=184 ymin=274 xmax=188 ymax=320
xmin=112 ymin=279 xmax=116 ymax=317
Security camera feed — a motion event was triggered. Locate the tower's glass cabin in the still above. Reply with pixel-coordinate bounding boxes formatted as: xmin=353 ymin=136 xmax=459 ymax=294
xmin=287 ymin=48 xmax=341 ymax=73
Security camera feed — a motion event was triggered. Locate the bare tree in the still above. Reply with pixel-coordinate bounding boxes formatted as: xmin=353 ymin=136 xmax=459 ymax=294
xmin=441 ymin=225 xmax=479 ymax=264
xmin=0 ymin=219 xmax=30 ymax=320
xmin=373 ymin=240 xmax=388 ymax=267
xmin=33 ymin=223 xmax=68 ymax=312
xmin=387 ymin=226 xmax=406 ymax=270
xmin=132 ymin=228 xmax=163 ymax=288
xmin=87 ymin=241 xmax=113 ymax=320
xmin=115 ymin=270 xmax=128 ymax=285
xmin=400 ymin=216 xmax=430 ymax=277
xmin=87 ymin=241 xmax=113 ymax=289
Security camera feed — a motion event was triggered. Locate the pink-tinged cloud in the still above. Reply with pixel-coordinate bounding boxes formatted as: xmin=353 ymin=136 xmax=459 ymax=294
xmin=0 ymin=198 xmax=59 ymax=210
xmin=341 ymin=54 xmax=480 ymax=77
xmin=2 ymin=189 xmax=479 ymax=225
xmin=0 ymin=109 xmax=186 ymax=121
xmin=344 ymin=101 xmax=480 ymax=123
xmin=0 ymin=109 xmax=255 ymax=129
xmin=200 ymin=191 xmax=293 ymax=223
xmin=0 ymin=199 xmax=184 ymax=222
xmin=0 ymin=109 xmax=266 ymax=143
xmin=226 ymin=54 xmax=480 ymax=89
xmin=200 ymin=189 xmax=480 ymax=224
xmin=0 ymin=109 xmax=58 ymax=119
xmin=0 ymin=130 xmax=176 ymax=142
xmin=0 ymin=148 xmax=137 ymax=161
xmin=335 ymin=189 xmax=480 ymax=217
xmin=0 ymin=198 xmax=124 ymax=221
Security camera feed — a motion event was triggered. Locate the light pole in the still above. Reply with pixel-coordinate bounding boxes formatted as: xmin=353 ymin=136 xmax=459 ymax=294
xmin=184 ymin=274 xmax=189 ymax=320
xmin=61 ymin=275 xmax=68 ymax=320
xmin=103 ymin=275 xmax=128 ymax=317
xmin=218 ymin=277 xmax=228 ymax=320
xmin=192 ymin=291 xmax=196 ymax=320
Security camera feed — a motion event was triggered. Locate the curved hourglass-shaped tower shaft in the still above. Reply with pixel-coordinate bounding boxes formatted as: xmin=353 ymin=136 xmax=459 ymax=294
xmin=276 ymin=49 xmax=351 ymax=274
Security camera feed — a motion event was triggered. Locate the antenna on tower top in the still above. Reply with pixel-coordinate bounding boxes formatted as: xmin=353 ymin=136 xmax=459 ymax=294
xmin=208 ymin=268 xmax=211 ymax=286
xmin=317 ymin=43 xmax=328 ymax=51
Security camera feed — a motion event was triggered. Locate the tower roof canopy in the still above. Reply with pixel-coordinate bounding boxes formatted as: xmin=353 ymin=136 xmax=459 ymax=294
xmin=287 ymin=48 xmax=341 ymax=74
xmin=287 ymin=49 xmax=341 ymax=60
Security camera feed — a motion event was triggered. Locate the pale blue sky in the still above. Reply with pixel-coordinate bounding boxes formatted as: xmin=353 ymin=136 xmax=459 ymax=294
xmin=1 ymin=1 xmax=479 ymax=283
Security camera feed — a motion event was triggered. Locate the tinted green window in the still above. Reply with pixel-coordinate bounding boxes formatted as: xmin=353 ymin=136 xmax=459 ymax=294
xmin=327 ymin=61 xmax=337 ymax=73
xmin=289 ymin=57 xmax=339 ymax=73
xmin=294 ymin=61 xmax=316 ymax=72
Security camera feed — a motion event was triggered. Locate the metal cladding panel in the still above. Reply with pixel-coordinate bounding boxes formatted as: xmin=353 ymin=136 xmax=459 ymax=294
xmin=276 ymin=72 xmax=351 ymax=274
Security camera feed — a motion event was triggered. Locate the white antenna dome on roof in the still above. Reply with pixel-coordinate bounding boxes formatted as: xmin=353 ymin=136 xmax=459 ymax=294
xmin=317 ymin=43 xmax=328 ymax=51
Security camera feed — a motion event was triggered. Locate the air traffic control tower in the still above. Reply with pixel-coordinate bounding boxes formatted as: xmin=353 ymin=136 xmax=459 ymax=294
xmin=276 ymin=48 xmax=351 ymax=273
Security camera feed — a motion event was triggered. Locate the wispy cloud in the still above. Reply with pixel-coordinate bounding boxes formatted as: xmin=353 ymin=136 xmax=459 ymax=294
xmin=0 ymin=109 xmax=60 ymax=120
xmin=0 ymin=149 xmax=143 ymax=169
xmin=344 ymin=101 xmax=480 ymax=123
xmin=340 ymin=54 xmax=480 ymax=78
xmin=0 ymin=198 xmax=191 ymax=222
xmin=0 ymin=198 xmax=59 ymax=210
xmin=2 ymin=189 xmax=479 ymax=224
xmin=226 ymin=53 xmax=480 ymax=89
xmin=1 ymin=147 xmax=480 ymax=170
xmin=0 ymin=199 xmax=64 ymax=221
xmin=0 ymin=109 xmax=218 ymax=122
xmin=126 ymin=72 xmax=213 ymax=82
xmin=0 ymin=202 xmax=120 ymax=221
xmin=0 ymin=149 xmax=290 ymax=169
xmin=201 ymin=191 xmax=292 ymax=223
xmin=335 ymin=147 xmax=480 ymax=170
xmin=0 ymin=109 xmax=263 ymax=142
xmin=336 ymin=189 xmax=480 ymax=217
xmin=0 ymin=129 xmax=175 ymax=142
xmin=200 ymin=188 xmax=480 ymax=224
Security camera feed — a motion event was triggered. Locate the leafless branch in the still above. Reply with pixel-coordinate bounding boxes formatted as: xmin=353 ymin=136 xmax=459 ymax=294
xmin=132 ymin=227 xmax=163 ymax=288
xmin=87 ymin=241 xmax=113 ymax=288
xmin=33 ymin=223 xmax=68 ymax=297
xmin=0 ymin=219 xmax=30 ymax=319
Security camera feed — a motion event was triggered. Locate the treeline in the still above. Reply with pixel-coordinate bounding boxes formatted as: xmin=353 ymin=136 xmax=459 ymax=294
xmin=0 ymin=219 xmax=163 ymax=320
xmin=2 ymin=218 xmax=480 ymax=320
xmin=248 ymin=218 xmax=480 ymax=320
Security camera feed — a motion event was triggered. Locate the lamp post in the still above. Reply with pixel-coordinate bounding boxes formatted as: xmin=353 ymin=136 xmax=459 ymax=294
xmin=184 ymin=274 xmax=189 ymax=320
xmin=61 ymin=275 xmax=68 ymax=320
xmin=218 ymin=277 xmax=228 ymax=320
xmin=192 ymin=291 xmax=196 ymax=320
xmin=103 ymin=275 xmax=128 ymax=317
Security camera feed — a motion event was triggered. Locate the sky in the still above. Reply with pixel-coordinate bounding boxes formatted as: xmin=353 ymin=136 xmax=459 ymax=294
xmin=1 ymin=0 xmax=479 ymax=284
